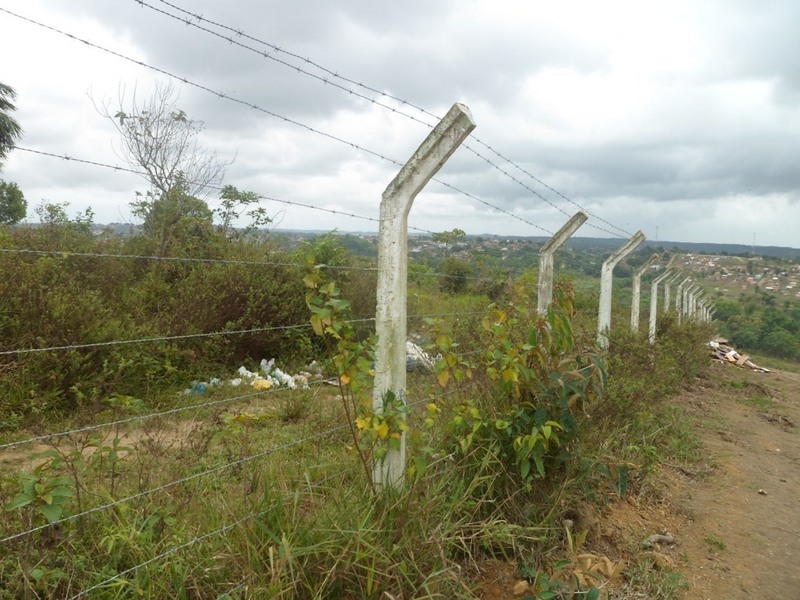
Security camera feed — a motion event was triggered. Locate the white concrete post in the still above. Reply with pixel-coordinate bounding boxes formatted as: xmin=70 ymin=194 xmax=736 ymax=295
xmin=648 ymin=268 xmax=673 ymax=344
xmin=663 ymin=272 xmax=682 ymax=314
xmin=689 ymin=289 xmax=700 ymax=319
xmin=675 ymin=277 xmax=691 ymax=321
xmin=597 ymin=231 xmax=646 ymax=349
xmin=537 ymin=212 xmax=587 ymax=315
xmin=683 ymin=283 xmax=698 ymax=318
xmin=373 ymin=102 xmax=475 ymax=491
xmin=631 ymin=253 xmax=660 ymax=333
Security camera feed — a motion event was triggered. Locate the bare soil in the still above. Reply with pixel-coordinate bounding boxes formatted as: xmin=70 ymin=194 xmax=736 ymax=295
xmin=665 ymin=363 xmax=800 ymax=598
xmin=476 ymin=361 xmax=800 ymax=599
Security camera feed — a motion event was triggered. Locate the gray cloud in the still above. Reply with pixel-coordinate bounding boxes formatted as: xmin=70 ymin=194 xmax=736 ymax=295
xmin=1 ymin=0 xmax=799 ymax=247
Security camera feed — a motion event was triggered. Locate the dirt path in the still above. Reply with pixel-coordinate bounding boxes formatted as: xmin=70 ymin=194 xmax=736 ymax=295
xmin=670 ymin=364 xmax=800 ymax=598
xmin=476 ymin=362 xmax=800 ymax=599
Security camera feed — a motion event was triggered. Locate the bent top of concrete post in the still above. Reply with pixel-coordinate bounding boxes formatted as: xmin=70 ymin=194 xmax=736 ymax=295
xmin=653 ymin=268 xmax=674 ymax=285
xmin=381 ymin=103 xmax=476 ymax=220
xmin=602 ymin=231 xmax=646 ymax=271
xmin=541 ymin=212 xmax=588 ymax=254
xmin=634 ymin=253 xmax=660 ymax=278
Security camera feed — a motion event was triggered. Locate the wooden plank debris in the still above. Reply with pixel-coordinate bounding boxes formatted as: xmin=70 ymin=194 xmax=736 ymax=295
xmin=709 ymin=340 xmax=770 ymax=373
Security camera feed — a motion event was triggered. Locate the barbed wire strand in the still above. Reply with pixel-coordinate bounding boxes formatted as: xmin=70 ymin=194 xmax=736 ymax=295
xmin=0 ymin=10 xmax=555 ymax=237
xmin=0 ymin=238 xmax=498 ymax=284
xmin=136 ymin=0 xmax=439 ymax=131
xmin=67 ymin=464 xmax=359 ymax=600
xmin=0 ymin=322 xmax=314 ymax=357
xmin=0 ymin=246 xmax=376 ymax=271
xmin=0 ymin=308 xmax=485 ymax=452
xmin=0 ymin=382 xmax=328 ymax=452
xmin=0 ymin=305 xmax=493 ymax=358
xmin=1 ymin=421 xmax=351 ymax=546
xmin=148 ymin=0 xmax=631 ymax=238
xmin=10 ymin=146 xmax=388 ymax=229
xmin=2 ymin=389 xmax=456 ymax=546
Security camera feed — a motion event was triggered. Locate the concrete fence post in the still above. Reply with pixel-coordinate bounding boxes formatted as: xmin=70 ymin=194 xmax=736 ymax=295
xmin=597 ymin=231 xmax=646 ymax=349
xmin=683 ymin=283 xmax=698 ymax=318
xmin=648 ymin=268 xmax=673 ymax=344
xmin=537 ymin=212 xmax=587 ymax=315
xmin=373 ymin=102 xmax=475 ymax=491
xmin=663 ymin=272 xmax=682 ymax=314
xmin=631 ymin=253 xmax=660 ymax=333
xmin=675 ymin=277 xmax=691 ymax=321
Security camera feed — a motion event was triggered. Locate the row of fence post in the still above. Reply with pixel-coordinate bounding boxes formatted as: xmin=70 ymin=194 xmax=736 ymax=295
xmin=371 ymin=102 xmax=714 ymax=491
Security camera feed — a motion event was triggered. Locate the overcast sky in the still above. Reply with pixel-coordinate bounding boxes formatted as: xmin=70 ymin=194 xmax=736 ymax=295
xmin=1 ymin=0 xmax=799 ymax=249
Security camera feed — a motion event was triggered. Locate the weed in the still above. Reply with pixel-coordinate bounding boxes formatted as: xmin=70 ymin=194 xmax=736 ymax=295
xmin=704 ymin=534 xmax=726 ymax=553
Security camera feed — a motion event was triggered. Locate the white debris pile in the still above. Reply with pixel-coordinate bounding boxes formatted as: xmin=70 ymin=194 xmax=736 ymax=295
xmin=182 ymin=360 xmax=325 ymax=395
xmin=406 ymin=341 xmax=440 ymax=372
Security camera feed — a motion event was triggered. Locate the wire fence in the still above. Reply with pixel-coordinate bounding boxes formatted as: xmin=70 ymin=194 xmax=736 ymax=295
xmin=0 ymin=5 xmax=672 ymax=595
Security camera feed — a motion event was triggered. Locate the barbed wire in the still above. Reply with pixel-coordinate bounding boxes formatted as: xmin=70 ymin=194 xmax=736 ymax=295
xmin=1 ymin=389 xmax=456 ymax=547
xmin=0 ymin=322 xmax=315 ymax=357
xmin=466 ymin=138 xmax=634 ymax=238
xmin=10 ymin=146 xmax=388 ymax=229
xmin=0 ymin=339 xmax=481 ymax=455
xmin=1 ymin=420 xmax=351 ymax=546
xmin=0 ymin=382 xmax=328 ymax=452
xmin=135 ymin=0 xmax=439 ymax=132
xmin=0 ymin=9 xmax=558 ymax=238
xmin=147 ymin=0 xmax=632 ymax=239
xmin=66 ymin=464 xmax=358 ymax=600
xmin=0 ymin=239 xmax=497 ymax=285
xmin=0 ymin=246 xmax=375 ymax=271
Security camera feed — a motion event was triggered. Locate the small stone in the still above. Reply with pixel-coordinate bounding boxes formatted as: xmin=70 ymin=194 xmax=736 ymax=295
xmin=513 ymin=580 xmax=531 ymax=596
xmin=758 ymin=489 xmax=767 ymax=495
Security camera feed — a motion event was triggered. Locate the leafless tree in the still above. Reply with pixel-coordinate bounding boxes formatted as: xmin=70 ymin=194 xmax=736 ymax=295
xmin=96 ymin=81 xmax=227 ymax=199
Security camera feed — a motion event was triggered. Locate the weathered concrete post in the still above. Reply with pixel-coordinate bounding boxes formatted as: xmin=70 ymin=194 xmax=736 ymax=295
xmin=683 ymin=283 xmax=698 ymax=318
xmin=597 ymin=231 xmax=646 ymax=349
xmin=663 ymin=272 xmax=682 ymax=314
xmin=373 ymin=102 xmax=475 ymax=491
xmin=631 ymin=253 xmax=660 ymax=333
xmin=675 ymin=277 xmax=691 ymax=321
xmin=648 ymin=268 xmax=674 ymax=344
xmin=689 ymin=288 xmax=701 ymax=319
xmin=537 ymin=212 xmax=587 ymax=315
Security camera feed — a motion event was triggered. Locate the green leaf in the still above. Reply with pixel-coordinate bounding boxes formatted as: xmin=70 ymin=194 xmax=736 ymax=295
xmin=38 ymin=502 xmax=64 ymax=524
xmin=533 ymin=451 xmax=545 ymax=478
xmin=520 ymin=460 xmax=531 ymax=480
xmin=5 ymin=493 xmax=34 ymax=511
xmin=49 ymin=487 xmax=76 ymax=499
xmin=30 ymin=568 xmax=45 ymax=583
xmin=586 ymin=588 xmax=600 ymax=600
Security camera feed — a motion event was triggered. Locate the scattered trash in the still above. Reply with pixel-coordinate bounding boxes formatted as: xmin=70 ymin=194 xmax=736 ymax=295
xmin=709 ymin=339 xmax=770 ymax=372
xmin=758 ymin=489 xmax=767 ymax=495
xmin=181 ymin=359 xmax=325 ymax=395
xmin=406 ymin=341 xmax=439 ymax=372
xmin=182 ymin=342 xmax=440 ymax=395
